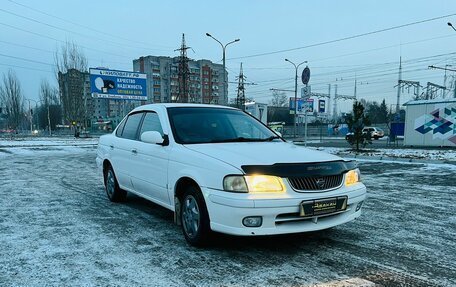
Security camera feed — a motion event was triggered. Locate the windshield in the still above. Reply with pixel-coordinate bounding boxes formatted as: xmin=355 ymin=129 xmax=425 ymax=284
xmin=167 ymin=107 xmax=280 ymax=144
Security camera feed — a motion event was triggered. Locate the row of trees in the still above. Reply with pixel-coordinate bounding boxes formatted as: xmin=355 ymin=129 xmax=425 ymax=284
xmin=0 ymin=41 xmax=88 ymax=132
xmin=0 ymin=70 xmax=61 ymax=131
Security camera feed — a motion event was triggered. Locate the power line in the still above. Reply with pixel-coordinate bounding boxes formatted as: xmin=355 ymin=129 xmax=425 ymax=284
xmin=7 ymin=0 xmax=173 ymax=49
xmin=0 ymin=7 xmax=170 ymax=53
xmin=229 ymin=13 xmax=456 ymax=60
xmin=0 ymin=62 xmax=53 ymax=74
xmin=0 ymin=39 xmax=132 ymax=66
xmin=0 ymin=21 xmax=132 ymax=59
xmin=0 ymin=53 xmax=55 ymax=67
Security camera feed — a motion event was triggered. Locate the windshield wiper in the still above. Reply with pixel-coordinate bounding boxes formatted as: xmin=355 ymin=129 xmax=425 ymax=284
xmin=262 ymin=135 xmax=281 ymax=141
xmin=210 ymin=137 xmax=256 ymax=143
xmin=210 ymin=136 xmax=280 ymax=143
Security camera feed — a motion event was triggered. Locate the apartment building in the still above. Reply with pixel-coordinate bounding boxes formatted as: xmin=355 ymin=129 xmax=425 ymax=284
xmin=133 ymin=56 xmax=227 ymax=105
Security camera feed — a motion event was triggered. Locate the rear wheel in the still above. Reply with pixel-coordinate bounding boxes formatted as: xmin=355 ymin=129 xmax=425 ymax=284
xmin=105 ymin=166 xmax=127 ymax=202
xmin=180 ymin=185 xmax=211 ymax=246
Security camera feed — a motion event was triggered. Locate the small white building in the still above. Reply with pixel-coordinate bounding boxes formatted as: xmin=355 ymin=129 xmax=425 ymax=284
xmin=403 ymin=98 xmax=456 ymax=147
xmin=245 ymin=102 xmax=268 ymax=124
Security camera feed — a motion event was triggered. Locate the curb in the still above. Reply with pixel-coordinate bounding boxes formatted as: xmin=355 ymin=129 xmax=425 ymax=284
xmin=338 ymin=154 xmax=456 ymax=165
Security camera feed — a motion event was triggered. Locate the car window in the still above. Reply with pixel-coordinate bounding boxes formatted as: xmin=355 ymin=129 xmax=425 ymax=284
xmin=139 ymin=112 xmax=164 ymax=137
xmin=115 ymin=118 xmax=127 ymax=137
xmin=121 ymin=112 xmax=144 ymax=140
xmin=228 ymin=113 xmax=263 ymax=138
xmin=167 ymin=107 xmax=278 ymax=144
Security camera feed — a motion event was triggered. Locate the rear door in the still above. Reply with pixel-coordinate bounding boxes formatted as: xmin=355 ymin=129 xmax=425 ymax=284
xmin=130 ymin=110 xmax=170 ymax=206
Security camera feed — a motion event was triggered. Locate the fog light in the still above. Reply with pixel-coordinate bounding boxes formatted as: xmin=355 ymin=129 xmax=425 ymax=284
xmin=242 ymin=216 xmax=262 ymax=227
xmin=356 ymin=201 xmax=364 ymax=212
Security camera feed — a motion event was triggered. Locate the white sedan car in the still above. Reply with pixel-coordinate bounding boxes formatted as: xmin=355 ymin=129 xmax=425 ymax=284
xmin=96 ymin=104 xmax=366 ymax=246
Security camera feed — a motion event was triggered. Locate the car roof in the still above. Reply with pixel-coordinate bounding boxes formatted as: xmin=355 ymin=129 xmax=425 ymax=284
xmin=131 ymin=103 xmax=238 ymax=112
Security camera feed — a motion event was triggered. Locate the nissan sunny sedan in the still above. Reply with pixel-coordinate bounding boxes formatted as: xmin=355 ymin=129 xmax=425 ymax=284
xmin=96 ymin=104 xmax=367 ymax=246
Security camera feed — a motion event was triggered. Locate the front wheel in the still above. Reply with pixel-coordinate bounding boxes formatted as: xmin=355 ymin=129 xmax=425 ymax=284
xmin=105 ymin=166 xmax=127 ymax=202
xmin=180 ymin=186 xmax=211 ymax=246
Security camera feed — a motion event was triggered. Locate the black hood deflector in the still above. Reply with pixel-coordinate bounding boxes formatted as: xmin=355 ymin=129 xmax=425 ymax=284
xmin=241 ymin=160 xmax=357 ymax=177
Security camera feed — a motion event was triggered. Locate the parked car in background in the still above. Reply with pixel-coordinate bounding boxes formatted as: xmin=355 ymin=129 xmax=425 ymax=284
xmin=97 ymin=104 xmax=367 ymax=246
xmin=345 ymin=126 xmax=385 ymax=140
xmin=363 ymin=127 xmax=384 ymax=139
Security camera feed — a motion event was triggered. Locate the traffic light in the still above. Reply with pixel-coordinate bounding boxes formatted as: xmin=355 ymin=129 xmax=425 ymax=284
xmin=30 ymin=109 xmax=33 ymax=115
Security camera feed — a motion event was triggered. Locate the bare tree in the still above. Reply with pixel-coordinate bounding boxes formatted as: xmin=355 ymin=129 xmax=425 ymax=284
xmin=0 ymin=69 xmax=24 ymax=130
xmin=39 ymin=79 xmax=59 ymax=135
xmin=55 ymin=40 xmax=88 ymax=75
xmin=55 ymin=41 xmax=88 ymax=127
xmin=270 ymin=90 xmax=288 ymax=107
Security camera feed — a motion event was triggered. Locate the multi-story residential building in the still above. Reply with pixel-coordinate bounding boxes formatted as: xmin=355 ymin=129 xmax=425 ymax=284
xmin=133 ymin=56 xmax=227 ymax=105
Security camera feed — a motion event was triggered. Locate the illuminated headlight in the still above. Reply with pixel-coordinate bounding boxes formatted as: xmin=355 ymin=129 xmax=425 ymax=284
xmin=223 ymin=175 xmax=286 ymax=193
xmin=345 ymin=168 xmax=361 ymax=186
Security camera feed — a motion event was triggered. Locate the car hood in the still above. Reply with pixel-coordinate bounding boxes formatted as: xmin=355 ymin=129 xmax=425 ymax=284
xmin=183 ymin=141 xmax=343 ymax=170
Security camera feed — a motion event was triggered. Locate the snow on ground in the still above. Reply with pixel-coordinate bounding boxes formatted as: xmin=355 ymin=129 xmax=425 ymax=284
xmin=309 ymin=146 xmax=456 ymax=162
xmin=0 ymin=136 xmax=99 ymax=147
xmin=0 ymin=136 xmax=98 ymax=158
xmin=0 ymin=144 xmax=455 ymax=286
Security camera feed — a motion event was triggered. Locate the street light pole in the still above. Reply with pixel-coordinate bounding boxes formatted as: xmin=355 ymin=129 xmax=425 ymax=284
xmin=285 ymin=59 xmax=307 ymax=138
xmin=206 ymin=33 xmax=240 ymax=105
xmin=25 ymin=98 xmax=38 ymax=135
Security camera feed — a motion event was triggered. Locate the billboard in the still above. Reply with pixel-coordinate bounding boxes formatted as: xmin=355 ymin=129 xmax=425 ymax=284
xmin=289 ymin=97 xmax=303 ymax=114
xmin=305 ymin=98 xmax=314 ymax=113
xmin=90 ymin=68 xmax=147 ymax=100
xmin=318 ymin=99 xmax=326 ymax=113
xmin=290 ymin=98 xmax=314 ymax=114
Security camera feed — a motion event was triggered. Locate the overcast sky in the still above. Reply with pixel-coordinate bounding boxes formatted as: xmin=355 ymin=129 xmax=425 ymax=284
xmin=1 ymin=0 xmax=456 ymax=112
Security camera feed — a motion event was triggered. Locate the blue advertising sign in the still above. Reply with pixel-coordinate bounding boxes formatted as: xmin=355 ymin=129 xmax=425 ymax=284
xmin=90 ymin=68 xmax=147 ymax=100
xmin=289 ymin=97 xmax=303 ymax=114
xmin=318 ymin=99 xmax=326 ymax=113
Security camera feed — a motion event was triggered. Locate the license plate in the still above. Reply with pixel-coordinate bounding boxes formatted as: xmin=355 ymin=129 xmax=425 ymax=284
xmin=300 ymin=196 xmax=348 ymax=217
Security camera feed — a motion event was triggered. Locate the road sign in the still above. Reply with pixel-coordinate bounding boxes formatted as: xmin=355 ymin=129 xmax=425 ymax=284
xmin=302 ymin=66 xmax=310 ymax=85
xmin=90 ymin=68 xmax=147 ymax=100
xmin=318 ymin=99 xmax=326 ymax=113
xmin=301 ymin=85 xmax=311 ymax=98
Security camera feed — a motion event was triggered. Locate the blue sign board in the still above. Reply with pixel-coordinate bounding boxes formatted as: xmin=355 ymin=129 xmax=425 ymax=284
xmin=289 ymin=98 xmax=303 ymax=114
xmin=90 ymin=68 xmax=147 ymax=100
xmin=318 ymin=99 xmax=326 ymax=113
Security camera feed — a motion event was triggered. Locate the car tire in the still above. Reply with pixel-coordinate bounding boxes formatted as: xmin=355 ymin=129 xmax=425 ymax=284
xmin=105 ymin=166 xmax=127 ymax=203
xmin=180 ymin=185 xmax=211 ymax=247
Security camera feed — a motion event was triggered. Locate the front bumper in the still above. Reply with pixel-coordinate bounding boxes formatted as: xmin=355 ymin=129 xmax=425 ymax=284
xmin=202 ymin=183 xmax=366 ymax=236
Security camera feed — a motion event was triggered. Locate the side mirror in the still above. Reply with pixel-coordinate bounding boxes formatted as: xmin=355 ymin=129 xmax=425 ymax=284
xmin=141 ymin=131 xmax=164 ymax=145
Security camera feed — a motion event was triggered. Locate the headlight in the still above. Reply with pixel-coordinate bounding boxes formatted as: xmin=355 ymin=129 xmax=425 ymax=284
xmin=223 ymin=176 xmax=248 ymax=192
xmin=223 ymin=175 xmax=286 ymax=193
xmin=345 ymin=169 xmax=361 ymax=186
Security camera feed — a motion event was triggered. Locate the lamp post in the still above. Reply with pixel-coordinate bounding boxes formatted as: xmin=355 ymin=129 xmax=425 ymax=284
xmin=448 ymin=22 xmax=456 ymax=32
xmin=206 ymin=33 xmax=240 ymax=105
xmin=25 ymin=98 xmax=38 ymax=135
xmin=285 ymin=59 xmax=307 ymax=138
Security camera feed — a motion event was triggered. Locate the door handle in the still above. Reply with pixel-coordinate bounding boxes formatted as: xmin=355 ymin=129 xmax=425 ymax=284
xmin=131 ymin=148 xmax=137 ymax=154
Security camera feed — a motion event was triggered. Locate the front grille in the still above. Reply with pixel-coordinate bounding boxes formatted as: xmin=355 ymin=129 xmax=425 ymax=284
xmin=288 ymin=174 xmax=343 ymax=191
